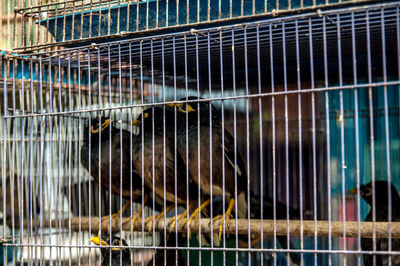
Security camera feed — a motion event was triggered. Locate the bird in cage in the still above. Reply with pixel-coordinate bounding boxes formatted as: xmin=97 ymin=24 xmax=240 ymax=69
xmin=349 ymin=180 xmax=400 ymax=266
xmin=91 ymin=232 xmax=190 ymax=266
xmin=91 ymin=234 xmax=131 ymax=265
xmin=131 ymin=106 xmax=200 ymax=232
xmin=81 ymin=115 xmax=149 ymax=230
xmin=168 ymin=97 xmax=248 ymax=241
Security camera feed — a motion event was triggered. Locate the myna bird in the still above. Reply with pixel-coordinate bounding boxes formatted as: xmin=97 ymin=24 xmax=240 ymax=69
xmin=91 ymin=233 xmax=189 ymax=266
xmin=131 ymin=107 xmax=198 ymax=231
xmin=81 ymin=116 xmax=146 ymax=228
xmin=349 ymin=181 xmax=400 ymax=265
xmin=91 ymin=234 xmax=131 ymax=265
xmin=168 ymin=97 xmax=248 ymax=240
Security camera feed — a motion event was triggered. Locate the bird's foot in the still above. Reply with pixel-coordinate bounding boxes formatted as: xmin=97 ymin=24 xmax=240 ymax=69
xmin=169 ymin=210 xmax=189 ymax=233
xmin=187 ymin=199 xmax=210 ymax=238
xmin=128 ymin=208 xmax=143 ymax=232
xmin=128 ymin=195 xmax=149 ymax=231
xmin=101 ymin=201 xmax=131 ymax=233
xmin=213 ymin=198 xmax=235 ymax=240
xmin=145 ymin=204 xmax=174 ymax=232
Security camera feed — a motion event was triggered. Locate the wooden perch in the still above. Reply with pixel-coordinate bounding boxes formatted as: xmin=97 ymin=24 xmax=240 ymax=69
xmin=20 ymin=217 xmax=400 ymax=239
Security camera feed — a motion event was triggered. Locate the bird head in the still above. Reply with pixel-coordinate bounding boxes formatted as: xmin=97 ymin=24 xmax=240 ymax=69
xmin=91 ymin=234 xmax=130 ymax=263
xmin=131 ymin=108 xmax=170 ymax=129
xmin=349 ymin=181 xmax=400 ymax=206
xmin=166 ymin=97 xmax=198 ymax=113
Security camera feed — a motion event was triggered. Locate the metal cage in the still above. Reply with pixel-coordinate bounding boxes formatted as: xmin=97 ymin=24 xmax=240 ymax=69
xmin=8 ymin=0 xmax=378 ymax=51
xmin=0 ymin=1 xmax=400 ymax=265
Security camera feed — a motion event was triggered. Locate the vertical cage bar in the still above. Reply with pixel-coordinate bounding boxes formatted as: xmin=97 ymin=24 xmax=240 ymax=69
xmin=231 ymin=27 xmax=239 ymax=266
xmin=337 ymin=13 xmax=347 ymax=266
xmin=269 ymin=22 xmax=277 ymax=266
xmin=256 ymin=24 xmax=264 ymax=266
xmin=295 ymin=18 xmax=304 ymax=266
xmin=322 ymin=15 xmax=333 ymax=266
xmin=381 ymin=8 xmax=393 ymax=265
xmin=195 ymin=32 xmax=202 ymax=266
xmin=219 ymin=28 xmax=227 ymax=266
xmin=2 ymin=53 xmax=8 ymax=266
xmin=282 ymin=20 xmax=291 ymax=264
xmin=207 ymin=31 xmax=214 ymax=265
xmin=244 ymin=25 xmax=251 ymax=266
xmin=308 ymin=16 xmax=318 ymax=266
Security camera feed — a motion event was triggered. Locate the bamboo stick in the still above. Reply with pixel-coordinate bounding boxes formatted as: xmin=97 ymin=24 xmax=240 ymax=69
xmin=18 ymin=217 xmax=400 ymax=239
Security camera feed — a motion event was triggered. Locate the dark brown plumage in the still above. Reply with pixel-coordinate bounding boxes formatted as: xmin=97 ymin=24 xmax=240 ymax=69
xmin=81 ymin=116 xmax=142 ymax=199
xmin=131 ymin=107 xmax=198 ymax=229
xmin=171 ymin=97 xmax=249 ymax=239
xmin=81 ymin=116 xmax=147 ymax=227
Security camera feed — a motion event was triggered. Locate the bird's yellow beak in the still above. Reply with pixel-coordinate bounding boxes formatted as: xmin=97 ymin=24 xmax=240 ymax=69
xmin=166 ymin=100 xmax=175 ymax=108
xmin=90 ymin=119 xmax=112 ymax=133
xmin=183 ymin=104 xmax=195 ymax=112
xmin=90 ymin=237 xmax=109 ymax=246
xmin=348 ymin=188 xmax=357 ymax=194
xmin=166 ymin=102 xmax=195 ymax=113
xmin=101 ymin=119 xmax=111 ymax=130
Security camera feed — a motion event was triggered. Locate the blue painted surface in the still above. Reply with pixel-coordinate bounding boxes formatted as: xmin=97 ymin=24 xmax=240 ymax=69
xmin=0 ymin=229 xmax=13 ymax=265
xmin=326 ymin=83 xmax=400 ymax=209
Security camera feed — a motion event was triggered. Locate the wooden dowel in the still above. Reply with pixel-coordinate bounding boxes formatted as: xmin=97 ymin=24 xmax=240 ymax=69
xmin=19 ymin=217 xmax=400 ymax=239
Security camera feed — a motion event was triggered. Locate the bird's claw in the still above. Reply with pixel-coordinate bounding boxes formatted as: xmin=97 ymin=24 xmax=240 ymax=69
xmin=145 ymin=204 xmax=174 ymax=232
xmin=145 ymin=216 xmax=156 ymax=232
xmin=213 ymin=214 xmax=231 ymax=241
xmin=213 ymin=199 xmax=235 ymax=240
xmin=169 ymin=211 xmax=188 ymax=233
xmin=187 ymin=210 xmax=200 ymax=238
xmin=187 ymin=199 xmax=210 ymax=238
xmin=100 ymin=213 xmax=120 ymax=234
xmin=129 ymin=212 xmax=143 ymax=231
xmin=99 ymin=201 xmax=131 ymax=233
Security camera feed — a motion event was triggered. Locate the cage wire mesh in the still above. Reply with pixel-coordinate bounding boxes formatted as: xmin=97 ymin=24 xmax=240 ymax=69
xmin=7 ymin=0 xmax=378 ymax=51
xmin=0 ymin=0 xmax=400 ymax=265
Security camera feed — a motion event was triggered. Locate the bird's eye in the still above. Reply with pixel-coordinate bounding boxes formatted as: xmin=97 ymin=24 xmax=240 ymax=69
xmin=112 ymin=240 xmax=120 ymax=246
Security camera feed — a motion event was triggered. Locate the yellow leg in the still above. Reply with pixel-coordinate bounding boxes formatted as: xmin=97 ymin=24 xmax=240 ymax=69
xmin=213 ymin=198 xmax=235 ymax=240
xmin=187 ymin=199 xmax=210 ymax=237
xmin=129 ymin=195 xmax=149 ymax=230
xmin=169 ymin=202 xmax=194 ymax=233
xmin=101 ymin=201 xmax=131 ymax=233
xmin=146 ymin=204 xmax=174 ymax=232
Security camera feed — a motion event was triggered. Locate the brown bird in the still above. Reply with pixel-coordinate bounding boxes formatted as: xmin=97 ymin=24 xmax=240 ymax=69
xmin=81 ymin=116 xmax=146 ymax=228
xmin=169 ymin=97 xmax=249 ymax=240
xmin=131 ymin=107 xmax=198 ymax=231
